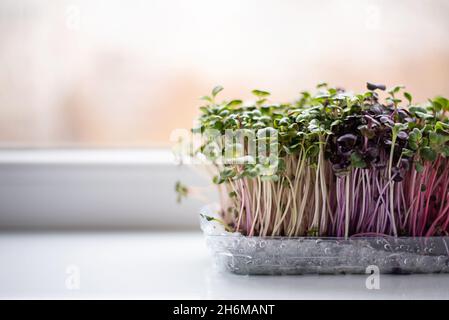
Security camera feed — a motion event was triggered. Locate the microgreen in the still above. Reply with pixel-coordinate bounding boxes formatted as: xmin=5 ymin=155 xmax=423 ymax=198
xmin=175 ymin=181 xmax=189 ymax=203
xmin=183 ymin=82 xmax=449 ymax=238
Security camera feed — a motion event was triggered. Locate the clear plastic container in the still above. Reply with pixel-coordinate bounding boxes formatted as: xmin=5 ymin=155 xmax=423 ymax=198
xmin=200 ymin=205 xmax=449 ymax=274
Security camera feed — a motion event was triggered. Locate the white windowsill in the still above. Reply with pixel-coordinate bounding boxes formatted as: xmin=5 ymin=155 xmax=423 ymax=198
xmin=1 ymin=231 xmax=448 ymax=300
xmin=0 ymin=148 xmax=175 ymax=165
xmin=0 ymin=148 xmax=214 ymax=230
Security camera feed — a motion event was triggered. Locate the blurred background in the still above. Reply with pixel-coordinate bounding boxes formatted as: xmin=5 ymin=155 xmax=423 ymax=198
xmin=1 ymin=0 xmax=449 ymax=147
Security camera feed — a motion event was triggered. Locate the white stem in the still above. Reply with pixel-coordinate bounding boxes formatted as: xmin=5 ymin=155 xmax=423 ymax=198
xmin=345 ymin=174 xmax=350 ymax=239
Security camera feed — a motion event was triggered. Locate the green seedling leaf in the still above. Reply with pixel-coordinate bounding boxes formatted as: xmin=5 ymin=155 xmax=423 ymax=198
xmin=199 ymin=214 xmax=232 ymax=232
xmin=175 ymin=181 xmax=189 ymax=203
xmin=350 ymin=152 xmax=367 ymax=168
xmin=415 ymin=111 xmax=434 ymax=120
xmin=421 ymin=146 xmax=437 ymax=162
xmin=442 ymin=145 xmax=449 ymax=157
xmin=433 ymin=96 xmax=449 ymax=111
xmin=199 ymin=106 xmax=209 ymax=114
xmin=316 ymin=82 xmax=328 ymax=88
xmin=200 ymin=95 xmax=213 ymax=102
xmin=404 ymin=92 xmax=412 ymax=104
xmin=435 ymin=121 xmax=449 ymax=134
xmin=402 ymin=148 xmax=414 ymax=157
xmin=415 ymin=162 xmax=424 ymax=173
xmin=252 ymin=89 xmax=271 ymax=98
xmin=225 ymin=100 xmax=243 ymax=108
xmin=388 ymin=85 xmax=405 ymax=96
xmin=212 ymin=85 xmax=224 ymax=97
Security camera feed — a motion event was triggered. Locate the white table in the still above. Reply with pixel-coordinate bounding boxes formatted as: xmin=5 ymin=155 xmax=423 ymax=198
xmin=0 ymin=231 xmax=448 ymax=299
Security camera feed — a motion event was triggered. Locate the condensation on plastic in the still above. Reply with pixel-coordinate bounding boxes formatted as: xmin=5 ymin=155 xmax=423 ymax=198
xmin=200 ymin=204 xmax=449 ymax=274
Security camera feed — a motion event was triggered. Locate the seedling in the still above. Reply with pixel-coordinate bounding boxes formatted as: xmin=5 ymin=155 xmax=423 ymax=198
xmin=182 ymin=83 xmax=449 ymax=238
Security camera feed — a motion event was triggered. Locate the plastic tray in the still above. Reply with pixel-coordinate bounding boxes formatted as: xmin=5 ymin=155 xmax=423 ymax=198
xmin=200 ymin=205 xmax=449 ymax=274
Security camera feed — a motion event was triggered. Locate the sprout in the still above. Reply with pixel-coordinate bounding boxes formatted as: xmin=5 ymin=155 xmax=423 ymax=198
xmin=175 ymin=181 xmax=189 ymax=203
xmin=180 ymin=83 xmax=449 ymax=238
xmin=366 ymin=82 xmax=386 ymax=91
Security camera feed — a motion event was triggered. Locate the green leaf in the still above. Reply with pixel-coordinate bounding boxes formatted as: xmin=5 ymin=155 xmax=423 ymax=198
xmin=429 ymin=131 xmax=439 ymax=145
xmin=225 ymin=100 xmax=243 ymax=108
xmin=392 ymin=122 xmax=407 ymax=135
xmin=331 ymin=120 xmax=342 ymax=127
xmin=401 ymin=148 xmax=414 ymax=157
xmin=415 ymin=162 xmax=424 ymax=173
xmin=175 ymin=181 xmax=188 ymax=203
xmin=408 ymin=128 xmax=422 ymax=151
xmin=442 ymin=146 xmax=449 ymax=157
xmin=211 ymin=85 xmax=224 ymax=97
xmin=409 ymin=141 xmax=418 ymax=151
xmin=256 ymin=98 xmax=267 ymax=105
xmin=435 ymin=121 xmax=449 ymax=134
xmin=430 ymin=99 xmax=443 ymax=112
xmin=404 ymin=92 xmax=412 ymax=104
xmin=388 ymin=85 xmax=404 ymax=96
xmin=350 ymin=152 xmax=367 ymax=168
xmin=200 ymin=214 xmax=215 ymax=222
xmin=251 ymin=89 xmax=271 ymax=98
xmin=387 ymin=97 xmax=402 ymax=105
xmin=278 ymin=117 xmax=290 ymax=126
xmin=219 ymin=109 xmax=230 ymax=117
xmin=307 ymin=119 xmax=323 ymax=133
xmin=433 ymin=96 xmax=449 ymax=111
xmin=199 ymin=214 xmax=232 ymax=232
xmin=411 ymin=127 xmax=422 ymax=141
xmin=415 ymin=111 xmax=433 ymax=120
xmin=199 ymin=106 xmax=209 ymax=114
xmin=316 ymin=82 xmax=328 ymax=88
xmin=200 ymin=95 xmax=213 ymax=102
xmin=421 ymin=146 xmax=437 ymax=162
xmin=409 ymin=105 xmax=427 ymax=115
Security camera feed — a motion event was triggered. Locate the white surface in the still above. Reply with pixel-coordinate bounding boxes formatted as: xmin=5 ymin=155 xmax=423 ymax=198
xmin=0 ymin=149 xmax=175 ymax=165
xmin=0 ymin=149 xmax=215 ymax=229
xmin=0 ymin=231 xmax=448 ymax=300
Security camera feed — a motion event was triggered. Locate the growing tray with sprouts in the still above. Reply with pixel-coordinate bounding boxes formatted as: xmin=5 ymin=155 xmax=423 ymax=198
xmin=177 ymin=82 xmax=449 ymax=274
xmin=201 ymin=205 xmax=449 ymax=274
